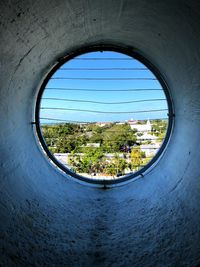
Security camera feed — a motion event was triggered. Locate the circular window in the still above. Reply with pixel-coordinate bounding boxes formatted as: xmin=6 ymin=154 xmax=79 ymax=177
xmin=35 ymin=46 xmax=173 ymax=184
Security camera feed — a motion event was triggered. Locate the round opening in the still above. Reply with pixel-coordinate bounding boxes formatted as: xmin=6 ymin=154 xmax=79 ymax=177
xmin=35 ymin=45 xmax=173 ymax=184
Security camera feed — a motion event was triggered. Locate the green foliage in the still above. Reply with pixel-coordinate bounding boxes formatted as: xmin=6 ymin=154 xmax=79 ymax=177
xmin=130 ymin=147 xmax=144 ymax=170
xmin=41 ymin=120 xmax=166 ymax=176
xmin=42 ymin=123 xmax=89 ymax=153
xmin=69 ymin=147 xmax=105 ymax=173
xmin=104 ymin=154 xmax=127 ymax=176
xmin=89 ymin=133 xmax=103 ymax=143
xmin=42 ymin=122 xmax=137 ymax=154
xmin=151 ymin=120 xmax=168 ymax=138
xmin=102 ymin=124 xmax=136 ymax=152
xmin=104 ymin=163 xmax=116 ymax=176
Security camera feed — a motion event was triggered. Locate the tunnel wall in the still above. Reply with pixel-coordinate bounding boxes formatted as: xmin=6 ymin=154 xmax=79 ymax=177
xmin=0 ymin=1 xmax=200 ymax=266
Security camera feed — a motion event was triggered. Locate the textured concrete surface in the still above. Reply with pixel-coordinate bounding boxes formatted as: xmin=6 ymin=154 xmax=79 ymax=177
xmin=1 ymin=0 xmax=200 ymax=266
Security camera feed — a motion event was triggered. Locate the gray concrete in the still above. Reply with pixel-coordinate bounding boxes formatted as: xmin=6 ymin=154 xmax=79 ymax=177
xmin=0 ymin=1 xmax=200 ymax=266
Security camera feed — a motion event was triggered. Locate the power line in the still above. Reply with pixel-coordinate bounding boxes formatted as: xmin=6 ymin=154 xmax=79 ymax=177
xmin=40 ymin=107 xmax=168 ymax=114
xmin=59 ymin=67 xmax=148 ymax=71
xmin=42 ymin=97 xmax=166 ymax=105
xmin=40 ymin=118 xmax=88 ymax=123
xmin=45 ymin=88 xmax=162 ymax=92
xmin=72 ymin=57 xmax=135 ymax=60
xmin=40 ymin=117 xmax=168 ymax=123
xmin=51 ymin=77 xmax=156 ymax=80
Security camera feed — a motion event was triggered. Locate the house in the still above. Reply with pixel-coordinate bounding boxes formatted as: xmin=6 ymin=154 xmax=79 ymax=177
xmin=128 ymin=119 xmax=152 ymax=132
xmin=96 ymin=122 xmax=112 ymax=127
xmin=86 ymin=143 xmax=100 ymax=148
xmin=137 ymin=132 xmax=158 ymax=143
xmin=140 ymin=143 xmax=160 ymax=157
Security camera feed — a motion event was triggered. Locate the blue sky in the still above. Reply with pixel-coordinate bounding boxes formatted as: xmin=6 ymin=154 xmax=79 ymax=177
xmin=40 ymin=51 xmax=168 ymax=123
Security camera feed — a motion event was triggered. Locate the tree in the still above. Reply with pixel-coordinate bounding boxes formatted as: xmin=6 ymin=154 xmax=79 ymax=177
xmin=104 ymin=154 xmax=127 ymax=176
xmin=42 ymin=123 xmax=89 ymax=153
xmin=113 ymin=153 xmax=127 ymax=175
xmin=105 ymin=162 xmax=116 ymax=176
xmin=130 ymin=147 xmax=144 ymax=170
xmin=151 ymin=119 xmax=167 ymax=137
xmin=102 ymin=124 xmax=137 ymax=153
xmin=69 ymin=147 xmax=105 ymax=174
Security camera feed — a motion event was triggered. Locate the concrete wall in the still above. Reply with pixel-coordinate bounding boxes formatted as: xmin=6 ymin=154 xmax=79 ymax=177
xmin=0 ymin=1 xmax=200 ymax=266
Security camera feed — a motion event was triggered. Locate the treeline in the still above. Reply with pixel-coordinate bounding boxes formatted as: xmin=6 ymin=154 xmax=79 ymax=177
xmin=41 ymin=122 xmax=138 ymax=154
xmin=69 ymin=148 xmax=146 ymax=176
xmin=41 ymin=120 xmax=167 ymax=175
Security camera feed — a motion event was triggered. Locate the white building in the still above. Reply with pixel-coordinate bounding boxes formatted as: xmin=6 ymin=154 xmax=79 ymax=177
xmin=137 ymin=132 xmax=158 ymax=143
xmin=140 ymin=143 xmax=160 ymax=157
xmin=96 ymin=122 xmax=111 ymax=127
xmin=86 ymin=143 xmax=100 ymax=148
xmin=129 ymin=120 xmax=152 ymax=132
